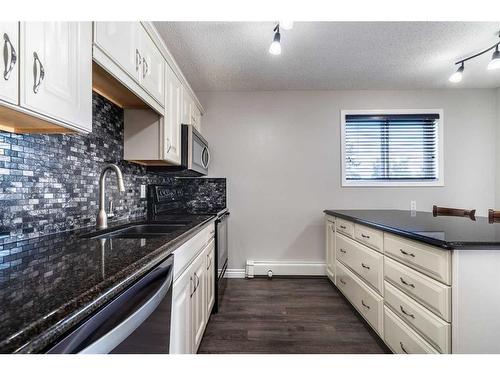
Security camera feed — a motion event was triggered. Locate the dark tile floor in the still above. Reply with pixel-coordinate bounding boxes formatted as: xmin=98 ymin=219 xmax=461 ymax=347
xmin=198 ymin=277 xmax=391 ymax=354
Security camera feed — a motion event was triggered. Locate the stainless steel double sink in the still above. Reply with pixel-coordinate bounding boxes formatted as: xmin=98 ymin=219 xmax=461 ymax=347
xmin=81 ymin=221 xmax=192 ymax=240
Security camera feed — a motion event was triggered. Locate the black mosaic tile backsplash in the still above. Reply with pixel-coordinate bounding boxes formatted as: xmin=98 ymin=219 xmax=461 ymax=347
xmin=0 ymin=93 xmax=175 ymax=244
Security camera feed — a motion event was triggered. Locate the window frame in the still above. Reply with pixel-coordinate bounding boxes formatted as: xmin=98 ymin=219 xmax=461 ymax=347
xmin=340 ymin=109 xmax=444 ymax=187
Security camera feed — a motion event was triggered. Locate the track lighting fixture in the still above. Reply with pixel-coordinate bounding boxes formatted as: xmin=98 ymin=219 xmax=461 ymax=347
xmin=487 ymin=45 xmax=500 ymax=70
xmin=449 ymin=32 xmax=500 ymax=83
xmin=449 ymin=62 xmax=464 ymax=83
xmin=269 ymin=24 xmax=281 ymax=55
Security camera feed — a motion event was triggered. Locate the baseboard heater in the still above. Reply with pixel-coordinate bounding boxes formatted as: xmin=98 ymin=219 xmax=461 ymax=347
xmin=245 ymin=260 xmax=326 ymax=278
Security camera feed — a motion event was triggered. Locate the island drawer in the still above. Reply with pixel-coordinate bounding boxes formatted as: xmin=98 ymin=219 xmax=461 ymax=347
xmin=384 ymin=281 xmax=451 ymax=353
xmin=384 ymin=306 xmax=439 ymax=354
xmin=336 ymin=261 xmax=384 ymax=337
xmin=336 ymin=233 xmax=384 ymax=295
xmin=354 ymin=224 xmax=383 ymax=253
xmin=384 ymin=257 xmax=451 ymax=322
xmin=384 ymin=233 xmax=451 ymax=285
xmin=336 ymin=218 xmax=354 ymax=238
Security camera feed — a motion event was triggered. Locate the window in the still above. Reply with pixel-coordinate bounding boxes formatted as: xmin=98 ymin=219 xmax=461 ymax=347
xmin=341 ymin=110 xmax=443 ymax=186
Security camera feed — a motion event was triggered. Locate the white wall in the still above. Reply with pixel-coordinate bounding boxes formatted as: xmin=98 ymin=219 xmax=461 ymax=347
xmin=198 ymin=90 xmax=497 ymax=269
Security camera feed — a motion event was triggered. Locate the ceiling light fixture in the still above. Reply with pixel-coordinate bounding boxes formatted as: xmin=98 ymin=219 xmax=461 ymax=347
xmin=280 ymin=21 xmax=294 ymax=30
xmin=449 ymin=62 xmax=464 ymax=83
xmin=487 ymin=45 xmax=500 ymax=70
xmin=269 ymin=24 xmax=281 ymax=55
xmin=450 ymin=32 xmax=500 ymax=83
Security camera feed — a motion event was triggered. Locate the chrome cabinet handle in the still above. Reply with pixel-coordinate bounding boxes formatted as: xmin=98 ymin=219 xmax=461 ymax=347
xmin=339 ymin=248 xmax=346 ymax=254
xmin=361 ymin=263 xmax=370 ymax=270
xmin=339 ymin=278 xmax=346 ymax=285
xmin=400 ymin=305 xmax=415 ymax=319
xmin=331 ymin=226 xmax=335 ymax=233
xmin=32 ymin=52 xmax=44 ymax=94
xmin=166 ymin=138 xmax=172 ymax=154
xmin=142 ymin=57 xmax=148 ymax=78
xmin=400 ymin=277 xmax=415 ymax=288
xmin=207 ymin=254 xmax=212 ymax=270
xmin=340 ymin=225 xmax=347 ymax=229
xmin=135 ymin=49 xmax=141 ymax=71
xmin=361 ymin=300 xmax=370 ymax=309
xmin=400 ymin=342 xmax=409 ymax=354
xmin=190 ymin=273 xmax=200 ymax=297
xmin=400 ymin=248 xmax=416 ymax=257
xmin=3 ymin=33 xmax=17 ymax=80
xmin=361 ymin=233 xmax=370 ymax=239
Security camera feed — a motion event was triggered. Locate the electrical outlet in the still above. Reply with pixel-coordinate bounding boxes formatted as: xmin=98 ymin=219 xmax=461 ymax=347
xmin=410 ymin=200 xmax=417 ymax=212
xmin=140 ymin=185 xmax=146 ymax=199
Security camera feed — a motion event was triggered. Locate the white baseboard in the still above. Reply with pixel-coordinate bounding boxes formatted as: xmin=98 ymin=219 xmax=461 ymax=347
xmin=225 ymin=269 xmax=246 ymax=278
xmin=245 ymin=260 xmax=326 ymax=278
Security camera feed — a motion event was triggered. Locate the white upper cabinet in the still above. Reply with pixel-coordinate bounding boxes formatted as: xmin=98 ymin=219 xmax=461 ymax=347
xmin=182 ymin=85 xmax=192 ymax=125
xmin=0 ymin=22 xmax=19 ymax=105
xmin=20 ymin=22 xmax=92 ymax=132
xmin=94 ymin=22 xmax=141 ymax=81
xmin=139 ymin=27 xmax=164 ymax=105
xmin=164 ymin=63 xmax=182 ymax=164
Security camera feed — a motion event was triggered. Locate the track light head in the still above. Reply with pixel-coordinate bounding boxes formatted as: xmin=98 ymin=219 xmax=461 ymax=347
xmin=269 ymin=26 xmax=281 ymax=55
xmin=487 ymin=46 xmax=500 ymax=70
xmin=449 ymin=63 xmax=464 ymax=83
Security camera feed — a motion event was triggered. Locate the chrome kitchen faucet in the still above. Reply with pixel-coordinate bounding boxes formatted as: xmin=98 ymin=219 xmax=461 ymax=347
xmin=97 ymin=164 xmax=125 ymax=229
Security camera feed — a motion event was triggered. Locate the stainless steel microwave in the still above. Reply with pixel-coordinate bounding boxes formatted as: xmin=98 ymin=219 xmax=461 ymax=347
xmin=181 ymin=124 xmax=210 ymax=176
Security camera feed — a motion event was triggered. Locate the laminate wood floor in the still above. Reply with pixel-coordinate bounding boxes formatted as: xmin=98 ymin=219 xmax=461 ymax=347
xmin=198 ymin=277 xmax=391 ymax=354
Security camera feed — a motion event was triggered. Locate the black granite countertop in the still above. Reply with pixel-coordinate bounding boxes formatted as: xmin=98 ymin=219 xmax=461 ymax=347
xmin=0 ymin=214 xmax=216 ymax=353
xmin=324 ymin=209 xmax=500 ymax=250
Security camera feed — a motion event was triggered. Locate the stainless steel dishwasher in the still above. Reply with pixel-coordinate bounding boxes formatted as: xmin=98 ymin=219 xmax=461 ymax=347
xmin=48 ymin=255 xmax=174 ymax=354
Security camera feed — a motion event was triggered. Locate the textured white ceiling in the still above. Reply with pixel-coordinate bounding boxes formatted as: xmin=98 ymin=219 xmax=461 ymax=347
xmin=153 ymin=22 xmax=500 ymax=91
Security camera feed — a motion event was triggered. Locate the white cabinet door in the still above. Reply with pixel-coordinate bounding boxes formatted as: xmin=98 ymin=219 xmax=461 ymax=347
xmin=191 ymin=250 xmax=207 ymax=353
xmin=326 ymin=221 xmax=335 ymax=281
xmin=170 ymin=264 xmax=193 ymax=354
xmin=0 ymin=22 xmax=19 ymax=105
xmin=205 ymin=241 xmax=215 ymax=316
xmin=191 ymin=104 xmax=201 ymax=132
xmin=94 ymin=22 xmax=141 ymax=82
xmin=139 ymin=26 xmax=164 ymax=106
xmin=20 ymin=22 xmax=92 ymax=132
xmin=163 ymin=63 xmax=182 ymax=164
xmin=182 ymin=86 xmax=192 ymax=125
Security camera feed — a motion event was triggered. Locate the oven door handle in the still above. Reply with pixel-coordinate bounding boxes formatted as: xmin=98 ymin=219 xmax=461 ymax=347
xmin=47 ymin=256 xmax=174 ymax=354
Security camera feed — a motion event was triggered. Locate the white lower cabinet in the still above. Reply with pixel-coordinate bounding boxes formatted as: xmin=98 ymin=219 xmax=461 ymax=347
xmin=327 ymin=216 xmax=454 ymax=354
xmin=170 ymin=225 xmax=215 ymax=354
xmin=384 ymin=306 xmax=438 ymax=354
xmin=325 ymin=216 xmax=335 ymax=282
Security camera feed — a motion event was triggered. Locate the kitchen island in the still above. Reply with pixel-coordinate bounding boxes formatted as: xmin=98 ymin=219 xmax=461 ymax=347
xmin=324 ymin=209 xmax=500 ymax=354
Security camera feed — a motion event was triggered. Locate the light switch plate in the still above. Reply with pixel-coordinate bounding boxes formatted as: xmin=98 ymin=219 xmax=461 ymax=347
xmin=140 ymin=184 xmax=146 ymax=199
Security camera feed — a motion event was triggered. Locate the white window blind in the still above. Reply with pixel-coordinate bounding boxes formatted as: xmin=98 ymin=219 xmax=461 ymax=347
xmin=344 ymin=113 xmax=440 ymax=183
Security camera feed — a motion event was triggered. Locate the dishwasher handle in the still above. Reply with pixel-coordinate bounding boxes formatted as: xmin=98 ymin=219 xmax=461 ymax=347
xmin=47 ymin=255 xmax=174 ymax=354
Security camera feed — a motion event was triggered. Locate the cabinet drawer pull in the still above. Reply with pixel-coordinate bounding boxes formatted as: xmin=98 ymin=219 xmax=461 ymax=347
xmin=400 ymin=277 xmax=415 ymax=288
xmin=400 ymin=305 xmax=415 ymax=319
xmin=190 ymin=272 xmax=200 ymax=297
xmin=32 ymin=52 xmax=44 ymax=94
xmin=361 ymin=233 xmax=370 ymax=239
xmin=166 ymin=138 xmax=172 ymax=154
xmin=339 ymin=278 xmax=346 ymax=285
xmin=400 ymin=341 xmax=409 ymax=354
xmin=339 ymin=248 xmax=347 ymax=254
xmin=142 ymin=57 xmax=149 ymax=78
xmin=135 ymin=48 xmax=141 ymax=71
xmin=207 ymin=254 xmax=212 ymax=270
xmin=3 ymin=33 xmax=17 ymax=80
xmin=340 ymin=225 xmax=347 ymax=229
xmin=331 ymin=226 xmax=335 ymax=233
xmin=400 ymin=248 xmax=415 ymax=257
xmin=361 ymin=300 xmax=370 ymax=309
xmin=361 ymin=263 xmax=370 ymax=270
